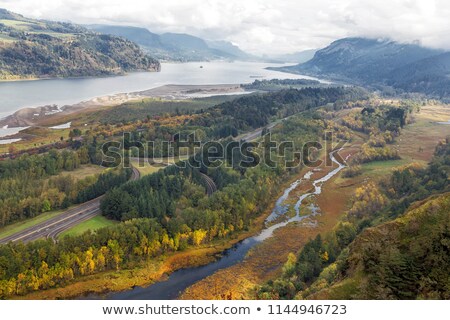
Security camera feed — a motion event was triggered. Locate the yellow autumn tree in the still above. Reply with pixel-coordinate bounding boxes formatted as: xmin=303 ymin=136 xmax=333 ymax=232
xmin=192 ymin=229 xmax=207 ymax=246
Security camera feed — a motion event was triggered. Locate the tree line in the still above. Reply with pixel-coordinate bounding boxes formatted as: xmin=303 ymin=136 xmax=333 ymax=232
xmin=0 ymin=148 xmax=129 ymax=227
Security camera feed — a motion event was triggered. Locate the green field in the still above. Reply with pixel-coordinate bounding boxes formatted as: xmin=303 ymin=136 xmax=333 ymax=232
xmin=0 ymin=18 xmax=74 ymax=40
xmin=132 ymin=161 xmax=165 ymax=176
xmin=59 ymin=164 xmax=106 ymax=180
xmin=131 ymin=156 xmax=188 ymax=176
xmin=0 ymin=19 xmax=40 ymax=30
xmin=361 ymin=159 xmax=411 ymax=176
xmin=59 ymin=215 xmax=117 ymax=238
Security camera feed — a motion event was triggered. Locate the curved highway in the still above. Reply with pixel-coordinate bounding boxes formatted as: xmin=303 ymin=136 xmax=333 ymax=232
xmin=200 ymin=172 xmax=218 ymax=196
xmin=0 ymin=167 xmax=140 ymax=244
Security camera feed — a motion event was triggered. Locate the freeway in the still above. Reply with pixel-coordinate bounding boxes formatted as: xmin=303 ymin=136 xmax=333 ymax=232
xmin=0 ymin=167 xmax=140 ymax=244
xmin=237 ymin=119 xmax=281 ymax=142
xmin=0 ymin=121 xmax=278 ymax=246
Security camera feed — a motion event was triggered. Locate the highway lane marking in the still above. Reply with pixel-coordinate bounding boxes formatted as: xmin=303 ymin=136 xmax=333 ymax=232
xmin=4 ymin=206 xmax=101 ymax=243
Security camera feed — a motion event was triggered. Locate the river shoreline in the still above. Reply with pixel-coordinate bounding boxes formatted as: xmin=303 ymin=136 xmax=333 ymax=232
xmin=14 ymin=183 xmax=286 ymax=300
xmin=0 ymin=83 xmax=248 ymax=139
xmin=0 ymin=61 xmax=323 ymax=138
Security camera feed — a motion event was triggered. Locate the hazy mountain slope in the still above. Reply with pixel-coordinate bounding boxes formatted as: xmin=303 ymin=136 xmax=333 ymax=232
xmin=271 ymin=37 xmax=450 ymax=97
xmin=272 ymin=49 xmax=317 ymax=63
xmin=159 ymin=32 xmax=209 ymax=51
xmin=87 ymin=24 xmax=163 ymax=48
xmin=388 ymin=52 xmax=450 ymax=97
xmin=276 ymin=38 xmax=440 ymax=81
xmin=87 ymin=24 xmax=253 ymax=61
xmin=0 ymin=9 xmax=160 ymax=80
xmin=205 ymin=40 xmax=252 ymax=60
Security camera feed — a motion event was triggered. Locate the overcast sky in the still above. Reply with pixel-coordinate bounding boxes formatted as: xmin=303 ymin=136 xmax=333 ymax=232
xmin=0 ymin=0 xmax=449 ymax=55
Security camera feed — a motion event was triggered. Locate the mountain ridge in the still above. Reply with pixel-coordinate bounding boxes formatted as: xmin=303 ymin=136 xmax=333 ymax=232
xmin=87 ymin=24 xmax=253 ymax=61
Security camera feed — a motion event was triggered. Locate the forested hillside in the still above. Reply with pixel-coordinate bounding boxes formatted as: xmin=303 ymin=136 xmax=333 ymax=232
xmin=0 ymin=9 xmax=160 ymax=80
xmin=387 ymin=52 xmax=450 ymax=97
xmin=0 ymin=149 xmax=131 ymax=227
xmin=272 ymin=37 xmax=450 ymax=98
xmin=189 ymin=86 xmax=368 ymax=138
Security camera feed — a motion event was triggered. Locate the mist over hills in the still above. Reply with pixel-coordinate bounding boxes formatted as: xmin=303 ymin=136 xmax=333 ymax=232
xmin=268 ymin=49 xmax=317 ymax=63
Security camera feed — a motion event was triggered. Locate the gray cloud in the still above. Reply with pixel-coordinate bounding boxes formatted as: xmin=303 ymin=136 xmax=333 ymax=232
xmin=0 ymin=0 xmax=449 ymax=55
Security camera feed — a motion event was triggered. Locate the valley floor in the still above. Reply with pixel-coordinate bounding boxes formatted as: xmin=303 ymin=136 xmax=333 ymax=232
xmin=0 ymin=84 xmax=247 ymax=130
xmin=4 ymin=101 xmax=450 ymax=300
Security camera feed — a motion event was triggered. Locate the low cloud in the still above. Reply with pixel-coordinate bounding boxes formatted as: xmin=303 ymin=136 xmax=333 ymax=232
xmin=1 ymin=0 xmax=449 ymax=55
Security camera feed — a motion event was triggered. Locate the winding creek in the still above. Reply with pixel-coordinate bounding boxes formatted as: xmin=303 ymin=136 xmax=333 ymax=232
xmin=96 ymin=149 xmax=346 ymax=300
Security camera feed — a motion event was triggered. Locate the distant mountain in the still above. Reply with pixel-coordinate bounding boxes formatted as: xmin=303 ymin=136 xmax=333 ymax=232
xmin=87 ymin=24 xmax=254 ymax=61
xmin=0 ymin=9 xmax=160 ymax=80
xmin=0 ymin=7 xmax=17 ymax=19
xmin=87 ymin=25 xmax=163 ymax=48
xmin=205 ymin=40 xmax=253 ymax=60
xmin=160 ymin=32 xmax=210 ymax=51
xmin=271 ymin=37 xmax=450 ymax=97
xmin=270 ymin=49 xmax=317 ymax=63
xmin=160 ymin=32 xmax=235 ymax=60
xmin=274 ymin=38 xmax=441 ymax=81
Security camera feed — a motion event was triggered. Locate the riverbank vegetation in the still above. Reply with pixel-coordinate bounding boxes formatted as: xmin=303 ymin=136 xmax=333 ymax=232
xmin=256 ymin=138 xmax=449 ymax=299
xmin=240 ymin=79 xmax=324 ymax=91
xmin=181 ymin=102 xmax=449 ymax=299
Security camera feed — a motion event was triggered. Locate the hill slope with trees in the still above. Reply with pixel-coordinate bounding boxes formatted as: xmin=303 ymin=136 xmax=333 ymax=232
xmin=0 ymin=9 xmax=160 ymax=80
xmin=271 ymin=37 xmax=450 ymax=98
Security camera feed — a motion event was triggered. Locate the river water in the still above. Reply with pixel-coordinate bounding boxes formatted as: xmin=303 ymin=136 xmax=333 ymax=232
xmin=96 ymin=150 xmax=345 ymax=300
xmin=0 ymin=61 xmax=315 ymax=120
